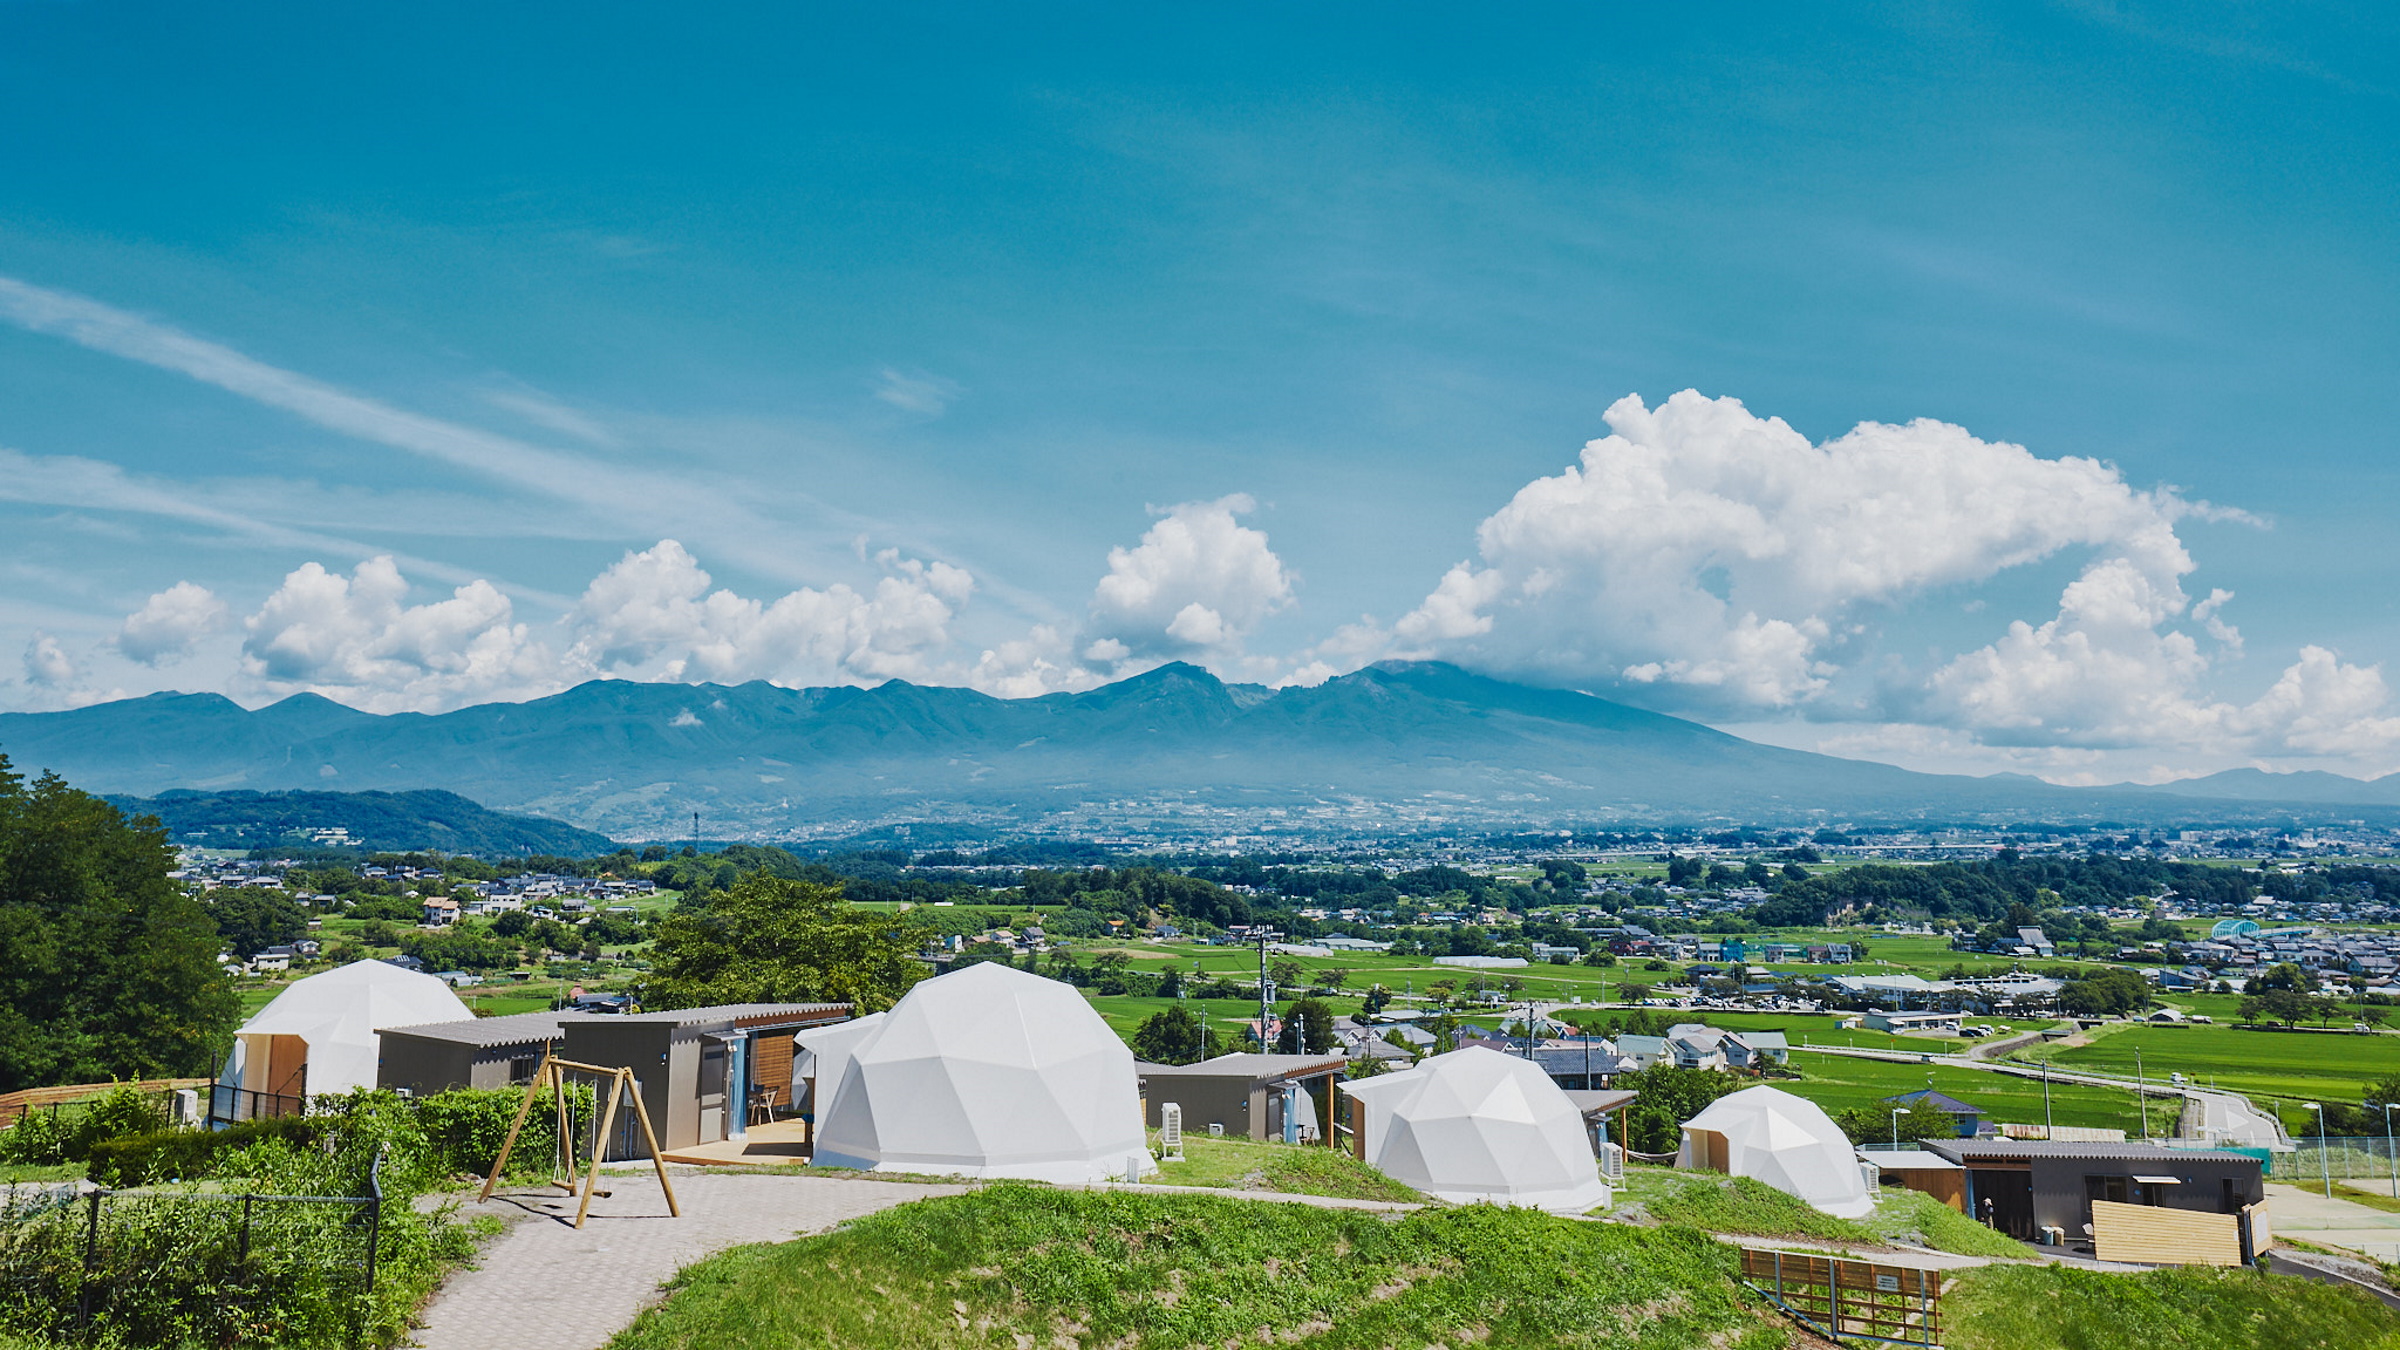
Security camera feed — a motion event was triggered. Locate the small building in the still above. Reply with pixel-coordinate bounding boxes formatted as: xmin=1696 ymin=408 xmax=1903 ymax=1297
xmin=1922 ymin=1140 xmax=2266 ymax=1252
xmin=1862 ymin=1146 xmax=1966 ymax=1211
xmin=421 ymin=897 xmax=460 ymax=926
xmin=1864 ymin=1010 xmax=1962 ymax=1034
xmin=1139 ymin=1052 xmax=1347 ymax=1142
xmin=1724 ymin=1030 xmax=1789 ymax=1069
xmin=562 ymin=1003 xmax=851 ymax=1156
xmin=378 ymin=1010 xmax=575 ymax=1095
xmin=1882 ymin=1088 xmax=1983 ymax=1138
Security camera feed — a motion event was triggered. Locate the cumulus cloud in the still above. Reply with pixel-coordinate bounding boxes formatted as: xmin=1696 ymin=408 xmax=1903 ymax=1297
xmin=117 ymin=581 xmax=229 ymax=665
xmin=566 ymin=539 xmax=973 ymax=686
xmin=19 ymin=632 xmax=119 ymax=709
xmin=23 ymin=633 xmax=76 ymax=689
xmin=1086 ymin=495 xmax=1293 ymax=673
xmin=1398 ymin=389 xmax=2194 ymax=710
xmin=1388 ymin=388 xmax=2400 ymax=764
xmin=239 ymin=557 xmax=557 ymax=713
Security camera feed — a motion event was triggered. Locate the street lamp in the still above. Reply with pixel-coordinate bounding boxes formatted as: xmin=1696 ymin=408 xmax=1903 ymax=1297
xmin=2306 ymin=1103 xmax=2331 ymax=1199
xmin=1890 ymin=1107 xmax=1905 ymax=1150
xmin=2041 ymin=1060 xmax=2053 ymax=1137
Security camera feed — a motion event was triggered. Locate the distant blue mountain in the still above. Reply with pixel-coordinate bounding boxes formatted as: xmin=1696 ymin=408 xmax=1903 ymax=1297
xmin=0 ymin=661 xmax=2362 ymax=838
xmin=2132 ymin=767 xmax=2400 ymax=808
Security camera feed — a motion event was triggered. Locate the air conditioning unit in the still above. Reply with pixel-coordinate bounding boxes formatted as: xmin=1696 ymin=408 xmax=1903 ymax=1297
xmin=1598 ymin=1141 xmax=1625 ymax=1182
xmin=1160 ymin=1102 xmax=1185 ymax=1161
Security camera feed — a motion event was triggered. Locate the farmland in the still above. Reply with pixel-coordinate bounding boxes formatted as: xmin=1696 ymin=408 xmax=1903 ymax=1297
xmin=2043 ymin=1023 xmax=2400 ymax=1126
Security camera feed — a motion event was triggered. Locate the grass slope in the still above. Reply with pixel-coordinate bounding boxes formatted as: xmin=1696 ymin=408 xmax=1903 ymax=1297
xmin=1945 ymin=1262 xmax=2400 ymax=1350
xmin=1614 ymin=1168 xmax=2026 ymax=1260
xmin=611 ymin=1185 xmax=1791 ymax=1350
xmin=1146 ymin=1135 xmax=1424 ymax=1202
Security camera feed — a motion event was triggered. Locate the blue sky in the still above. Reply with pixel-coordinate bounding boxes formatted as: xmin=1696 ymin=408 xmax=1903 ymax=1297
xmin=3 ymin=2 xmax=2396 ymax=783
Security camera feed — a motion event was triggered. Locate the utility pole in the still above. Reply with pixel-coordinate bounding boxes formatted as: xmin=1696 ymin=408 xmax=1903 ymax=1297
xmin=1245 ymin=926 xmax=1282 ymax=1051
xmin=2135 ymin=1049 xmax=2149 ymax=1140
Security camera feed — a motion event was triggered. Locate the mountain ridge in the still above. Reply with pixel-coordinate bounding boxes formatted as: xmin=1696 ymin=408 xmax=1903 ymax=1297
xmin=0 ymin=661 xmax=2375 ymax=838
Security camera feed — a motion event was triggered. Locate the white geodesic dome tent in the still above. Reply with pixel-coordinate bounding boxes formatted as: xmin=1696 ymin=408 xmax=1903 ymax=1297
xmin=795 ymin=962 xmax=1156 ymax=1183
xmin=1677 ymin=1085 xmax=1877 ymax=1218
xmin=220 ymin=958 xmax=473 ymax=1101
xmin=1337 ymin=1045 xmax=1611 ymax=1213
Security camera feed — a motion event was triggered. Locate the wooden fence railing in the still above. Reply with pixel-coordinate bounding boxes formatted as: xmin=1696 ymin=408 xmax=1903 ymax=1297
xmin=1740 ymin=1247 xmax=1942 ymax=1347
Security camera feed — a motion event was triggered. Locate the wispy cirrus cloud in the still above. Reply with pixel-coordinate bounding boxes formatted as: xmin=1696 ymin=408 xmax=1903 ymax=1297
xmin=0 ymin=275 xmax=884 ymax=587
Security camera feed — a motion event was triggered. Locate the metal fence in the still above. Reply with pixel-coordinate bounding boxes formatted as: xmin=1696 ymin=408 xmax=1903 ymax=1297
xmin=0 ymin=1160 xmax=381 ymax=1345
xmin=206 ymin=1083 xmax=310 ymax=1128
xmin=2286 ymin=1136 xmax=2400 ymax=1188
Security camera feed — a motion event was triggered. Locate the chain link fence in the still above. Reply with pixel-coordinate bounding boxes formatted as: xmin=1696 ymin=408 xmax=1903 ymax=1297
xmin=2285 ymin=1135 xmax=2400 ymax=1186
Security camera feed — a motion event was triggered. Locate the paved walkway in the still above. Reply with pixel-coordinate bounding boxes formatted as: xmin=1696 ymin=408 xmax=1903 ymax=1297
xmin=409 ymin=1171 xmax=968 ymax=1350
xmin=2264 ymin=1181 xmax=2400 ymax=1260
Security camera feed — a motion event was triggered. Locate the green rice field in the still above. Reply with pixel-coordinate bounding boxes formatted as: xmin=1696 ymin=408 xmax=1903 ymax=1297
xmin=2043 ymin=1023 xmax=2400 ymax=1125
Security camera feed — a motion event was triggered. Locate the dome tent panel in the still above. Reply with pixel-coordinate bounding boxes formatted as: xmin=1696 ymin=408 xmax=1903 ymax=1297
xmin=1339 ymin=1046 xmax=1610 ymax=1213
xmin=1677 ymin=1085 xmax=1876 ymax=1219
xmin=803 ymin=962 xmax=1154 ymax=1183
xmin=227 ymin=958 xmax=474 ymax=1102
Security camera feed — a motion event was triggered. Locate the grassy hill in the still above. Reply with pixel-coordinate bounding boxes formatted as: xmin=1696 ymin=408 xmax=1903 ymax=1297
xmin=607 ymin=1184 xmax=2400 ymax=1350
xmin=107 ymin=787 xmax=620 ymax=856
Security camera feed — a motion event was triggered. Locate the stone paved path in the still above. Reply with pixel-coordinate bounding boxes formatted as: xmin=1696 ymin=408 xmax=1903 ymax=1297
xmin=409 ymin=1171 xmax=967 ymax=1350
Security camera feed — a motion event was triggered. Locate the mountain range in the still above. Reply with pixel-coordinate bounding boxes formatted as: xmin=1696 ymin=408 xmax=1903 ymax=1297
xmin=0 ymin=661 xmax=2384 ymax=840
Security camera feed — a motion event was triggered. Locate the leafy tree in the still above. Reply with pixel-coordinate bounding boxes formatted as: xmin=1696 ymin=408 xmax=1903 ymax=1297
xmin=644 ymin=873 xmax=930 ymax=1011
xmin=401 ymin=924 xmax=519 ymax=972
xmin=1129 ymin=1006 xmax=1217 ymax=1065
xmin=0 ymin=759 xmax=239 ymax=1091
xmin=1360 ymin=983 xmax=1391 ymax=1015
xmin=1278 ymin=998 xmax=1337 ymax=1054
xmin=1268 ymin=958 xmax=1306 ymax=993
xmin=207 ymin=887 xmax=308 ymax=958
xmin=1835 ymin=1100 xmax=1957 ymax=1146
xmin=1319 ymin=967 xmax=1350 ymax=990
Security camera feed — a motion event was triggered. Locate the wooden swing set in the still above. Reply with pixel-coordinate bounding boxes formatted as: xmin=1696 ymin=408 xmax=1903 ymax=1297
xmin=478 ymin=1052 xmax=681 ymax=1228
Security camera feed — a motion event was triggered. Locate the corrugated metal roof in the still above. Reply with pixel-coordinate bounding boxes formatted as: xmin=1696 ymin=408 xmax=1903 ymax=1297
xmin=612 ymin=1002 xmax=851 ymax=1026
xmin=1926 ymin=1140 xmax=2259 ymax=1165
xmin=380 ymin=1011 xmax=572 ymax=1049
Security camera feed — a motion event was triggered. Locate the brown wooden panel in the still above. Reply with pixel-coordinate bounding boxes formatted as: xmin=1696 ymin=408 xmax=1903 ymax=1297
xmin=2091 ymin=1199 xmax=2242 ymax=1267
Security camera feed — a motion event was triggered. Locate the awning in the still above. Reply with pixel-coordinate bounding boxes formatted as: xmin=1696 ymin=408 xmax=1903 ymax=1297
xmin=2132 ymin=1175 xmax=2182 ymax=1185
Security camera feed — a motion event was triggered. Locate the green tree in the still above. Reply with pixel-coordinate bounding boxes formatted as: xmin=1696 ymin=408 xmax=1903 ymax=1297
xmin=1278 ymin=998 xmax=1337 ymax=1054
xmin=1361 ymin=983 xmax=1391 ymax=1015
xmin=206 ymin=887 xmax=308 ymax=958
xmin=644 ymin=873 xmax=929 ymax=1011
xmin=1835 ymin=1100 xmax=1957 ymax=1146
xmin=1129 ymin=1006 xmax=1216 ymax=1065
xmin=0 ymin=759 xmax=239 ymax=1091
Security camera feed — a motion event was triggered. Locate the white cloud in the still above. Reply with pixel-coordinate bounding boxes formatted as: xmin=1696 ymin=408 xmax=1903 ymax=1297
xmin=565 ymin=539 xmax=975 ymax=686
xmin=18 ymin=632 xmax=120 ymax=709
xmin=1398 ymin=389 xmax=2197 ymax=711
xmin=0 ymin=275 xmax=854 ymax=586
xmin=1087 ymin=495 xmax=1294 ymax=672
xmin=239 ymin=557 xmax=558 ymax=713
xmin=117 ymin=582 xmax=229 ymax=665
xmin=23 ymin=633 xmax=75 ymax=689
xmin=872 ymin=368 xmax=963 ymax=416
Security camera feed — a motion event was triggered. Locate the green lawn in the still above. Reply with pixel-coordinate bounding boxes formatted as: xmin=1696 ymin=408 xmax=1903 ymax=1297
xmin=1145 ymin=1134 xmax=1421 ymax=1203
xmin=1783 ymin=1051 xmax=2155 ymax=1135
xmin=1945 ymin=1261 xmax=2400 ymax=1350
xmin=1610 ymin=1166 xmax=2025 ymax=1259
xmin=608 ymin=1184 xmax=1791 ymax=1350
xmin=2044 ymin=1023 xmax=2400 ymax=1125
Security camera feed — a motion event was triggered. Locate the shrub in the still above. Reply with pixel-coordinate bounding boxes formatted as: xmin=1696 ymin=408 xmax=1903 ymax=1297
xmin=85 ymin=1114 xmax=324 ymax=1187
xmin=0 ymin=1085 xmax=170 ymax=1166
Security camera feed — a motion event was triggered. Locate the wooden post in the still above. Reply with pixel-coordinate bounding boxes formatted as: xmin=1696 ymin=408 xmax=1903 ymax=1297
xmin=622 ymin=1071 xmax=681 ymax=1218
xmin=480 ymin=1052 xmax=552 ymax=1201
xmin=576 ymin=1072 xmax=625 ymax=1229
